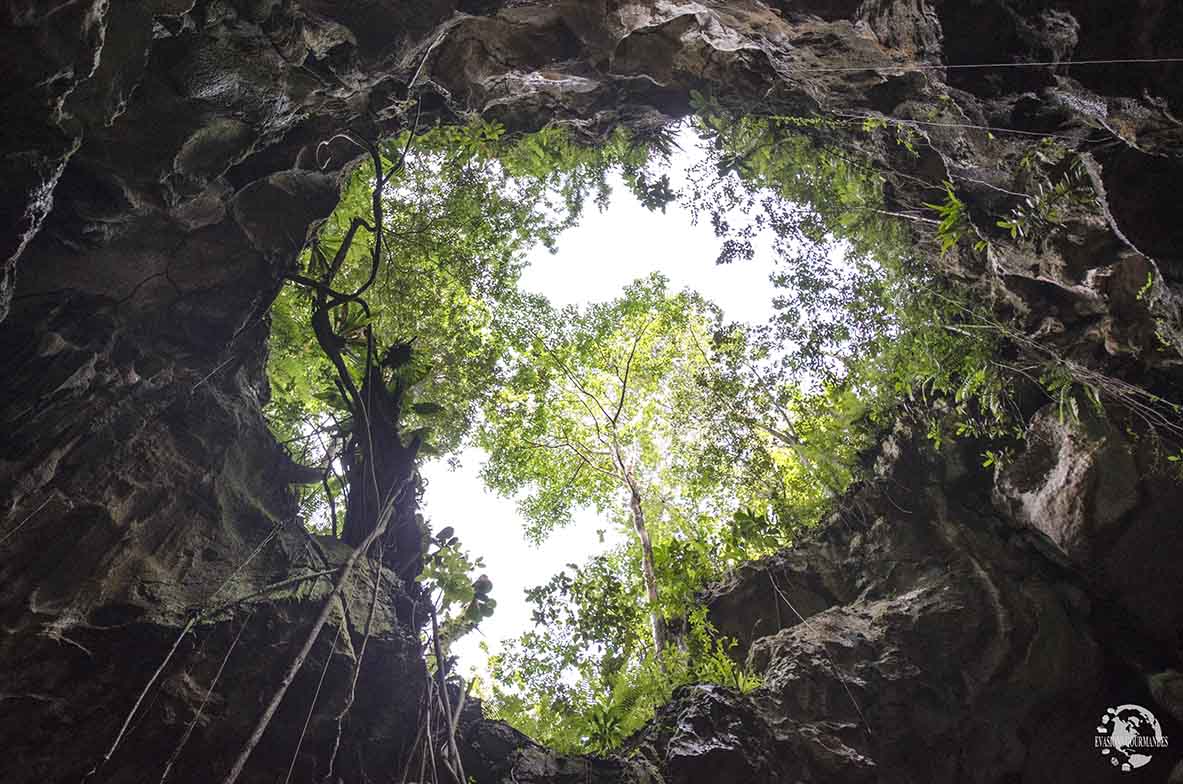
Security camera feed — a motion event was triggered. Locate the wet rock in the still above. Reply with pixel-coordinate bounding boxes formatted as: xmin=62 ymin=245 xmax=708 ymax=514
xmin=637 ymin=685 xmax=790 ymax=784
xmin=1149 ymin=670 xmax=1183 ymax=725
xmin=682 ymin=424 xmax=1113 ymax=783
xmin=459 ymin=701 xmax=660 ymax=784
xmin=463 ymin=419 xmax=1182 ymax=782
xmin=2 ymin=1 xmax=1183 ymax=782
xmin=703 ymin=535 xmax=853 ymax=663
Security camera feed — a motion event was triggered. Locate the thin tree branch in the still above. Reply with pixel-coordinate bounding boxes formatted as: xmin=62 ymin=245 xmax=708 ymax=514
xmin=220 ymin=477 xmax=411 ymax=784
xmin=429 ymin=596 xmax=466 ymax=784
xmin=612 ymin=316 xmax=655 ymax=425
xmin=539 ymin=339 xmax=616 ymax=428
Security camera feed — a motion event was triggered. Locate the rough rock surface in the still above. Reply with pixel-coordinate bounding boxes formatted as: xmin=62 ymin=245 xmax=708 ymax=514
xmin=2 ymin=0 xmax=1183 ymax=782
xmin=692 ymin=421 xmax=1180 ymax=783
xmin=461 ymin=422 xmax=1182 ymax=782
xmin=996 ymin=404 xmax=1183 ymax=653
xmin=0 ymin=297 xmax=426 ymax=783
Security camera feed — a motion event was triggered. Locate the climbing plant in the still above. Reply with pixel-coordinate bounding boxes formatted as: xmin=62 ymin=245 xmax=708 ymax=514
xmin=266 ymin=119 xmax=673 ymax=535
xmin=681 ymin=102 xmax=1037 ymax=453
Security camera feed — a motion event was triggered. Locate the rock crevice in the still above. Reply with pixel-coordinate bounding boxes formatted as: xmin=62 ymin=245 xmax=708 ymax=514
xmin=2 ymin=1 xmax=1182 ymax=782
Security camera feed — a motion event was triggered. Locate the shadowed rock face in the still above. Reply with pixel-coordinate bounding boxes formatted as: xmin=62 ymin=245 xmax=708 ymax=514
xmin=461 ymin=420 xmax=1181 ymax=783
xmin=0 ymin=298 xmax=427 ymax=783
xmin=2 ymin=1 xmax=1182 ymax=782
xmin=689 ymin=421 xmax=1169 ymax=783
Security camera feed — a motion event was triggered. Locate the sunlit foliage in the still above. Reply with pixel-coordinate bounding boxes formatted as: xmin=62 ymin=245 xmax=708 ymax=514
xmin=264 ymin=106 xmax=1040 ymax=753
xmin=267 ymin=121 xmax=670 ymax=528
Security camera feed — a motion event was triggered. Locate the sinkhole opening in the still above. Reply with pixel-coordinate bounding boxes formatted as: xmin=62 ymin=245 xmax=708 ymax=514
xmin=261 ymin=105 xmax=1096 ymax=753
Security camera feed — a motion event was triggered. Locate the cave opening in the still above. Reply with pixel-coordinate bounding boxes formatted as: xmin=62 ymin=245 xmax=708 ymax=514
xmin=261 ymin=107 xmax=902 ymax=752
xmin=261 ymin=100 xmax=1131 ymax=755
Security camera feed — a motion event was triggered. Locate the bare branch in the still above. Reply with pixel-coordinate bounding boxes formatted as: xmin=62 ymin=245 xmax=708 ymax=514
xmin=612 ymin=316 xmax=655 ymax=425
xmin=523 ymin=434 xmax=618 ymax=480
xmin=220 ymin=477 xmax=412 ymax=784
xmin=538 ymin=337 xmax=616 ymax=428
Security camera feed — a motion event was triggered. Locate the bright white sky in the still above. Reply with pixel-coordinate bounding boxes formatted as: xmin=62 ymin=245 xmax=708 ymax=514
xmin=421 ymin=129 xmax=780 ymax=675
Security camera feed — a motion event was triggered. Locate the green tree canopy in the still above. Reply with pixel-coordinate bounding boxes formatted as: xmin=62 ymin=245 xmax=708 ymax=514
xmin=480 ymin=274 xmax=725 ymax=653
xmin=266 ymin=121 xmax=672 ymax=532
xmin=260 ymin=108 xmax=1047 ymax=757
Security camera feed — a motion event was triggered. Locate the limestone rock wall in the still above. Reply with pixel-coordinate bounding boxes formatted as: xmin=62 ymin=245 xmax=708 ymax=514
xmin=2 ymin=0 xmax=1182 ymax=782
xmin=460 ymin=419 xmax=1182 ymax=782
xmin=690 ymin=419 xmax=1182 ymax=783
xmin=0 ymin=294 xmax=426 ymax=783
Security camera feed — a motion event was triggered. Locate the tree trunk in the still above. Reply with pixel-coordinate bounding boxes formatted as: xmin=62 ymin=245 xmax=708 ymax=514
xmin=625 ymin=472 xmax=666 ymax=657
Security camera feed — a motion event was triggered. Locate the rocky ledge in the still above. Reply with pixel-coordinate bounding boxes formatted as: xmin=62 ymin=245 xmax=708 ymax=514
xmin=2 ymin=1 xmax=1182 ymax=782
xmin=459 ymin=410 xmax=1183 ymax=782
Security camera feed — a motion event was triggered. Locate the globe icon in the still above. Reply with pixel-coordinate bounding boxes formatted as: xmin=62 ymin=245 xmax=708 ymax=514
xmin=1096 ymin=704 xmax=1168 ymax=772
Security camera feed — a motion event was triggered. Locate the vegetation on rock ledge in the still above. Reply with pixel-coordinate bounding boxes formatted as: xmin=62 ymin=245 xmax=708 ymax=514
xmin=263 ymin=105 xmax=1181 ymax=754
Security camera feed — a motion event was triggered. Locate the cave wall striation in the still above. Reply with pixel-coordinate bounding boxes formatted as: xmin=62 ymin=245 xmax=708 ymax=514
xmin=1 ymin=0 xmax=1181 ymax=782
